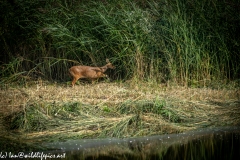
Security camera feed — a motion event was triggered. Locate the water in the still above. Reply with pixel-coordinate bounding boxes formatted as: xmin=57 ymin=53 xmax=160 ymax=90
xmin=39 ymin=126 xmax=240 ymax=160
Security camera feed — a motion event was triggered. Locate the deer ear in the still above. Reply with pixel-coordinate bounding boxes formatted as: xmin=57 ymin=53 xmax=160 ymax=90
xmin=106 ymin=59 xmax=110 ymax=63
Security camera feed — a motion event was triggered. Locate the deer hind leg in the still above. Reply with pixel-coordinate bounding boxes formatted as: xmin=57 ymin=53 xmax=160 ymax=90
xmin=71 ymin=78 xmax=77 ymax=87
xmin=69 ymin=68 xmax=80 ymax=87
xmin=71 ymin=76 xmax=81 ymax=87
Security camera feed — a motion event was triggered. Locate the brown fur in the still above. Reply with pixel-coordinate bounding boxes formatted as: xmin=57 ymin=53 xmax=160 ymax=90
xmin=69 ymin=59 xmax=115 ymax=86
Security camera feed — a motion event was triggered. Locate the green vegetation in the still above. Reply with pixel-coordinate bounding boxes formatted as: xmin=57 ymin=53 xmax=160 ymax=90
xmin=0 ymin=0 xmax=240 ymax=154
xmin=0 ymin=0 xmax=239 ymax=85
xmin=0 ymin=82 xmax=239 ymax=152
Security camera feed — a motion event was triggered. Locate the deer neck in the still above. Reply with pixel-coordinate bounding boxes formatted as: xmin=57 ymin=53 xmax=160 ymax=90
xmin=100 ymin=65 xmax=108 ymax=73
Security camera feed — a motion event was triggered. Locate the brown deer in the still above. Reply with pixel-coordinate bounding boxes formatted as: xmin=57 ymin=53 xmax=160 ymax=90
xmin=69 ymin=59 xmax=115 ymax=86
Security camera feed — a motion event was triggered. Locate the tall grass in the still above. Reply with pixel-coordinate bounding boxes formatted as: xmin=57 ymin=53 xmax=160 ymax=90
xmin=0 ymin=0 xmax=239 ymax=86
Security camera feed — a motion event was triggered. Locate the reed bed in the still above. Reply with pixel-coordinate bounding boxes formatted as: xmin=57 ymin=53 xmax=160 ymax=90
xmin=0 ymin=0 xmax=240 ymax=152
xmin=1 ymin=0 xmax=239 ymax=85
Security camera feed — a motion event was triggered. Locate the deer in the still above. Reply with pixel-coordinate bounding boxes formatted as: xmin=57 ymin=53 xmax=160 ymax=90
xmin=69 ymin=59 xmax=115 ymax=86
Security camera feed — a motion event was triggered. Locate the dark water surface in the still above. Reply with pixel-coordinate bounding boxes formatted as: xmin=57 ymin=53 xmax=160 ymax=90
xmin=40 ymin=126 xmax=240 ymax=160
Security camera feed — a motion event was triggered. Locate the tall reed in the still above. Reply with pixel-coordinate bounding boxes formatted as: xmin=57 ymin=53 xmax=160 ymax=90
xmin=0 ymin=0 xmax=239 ymax=86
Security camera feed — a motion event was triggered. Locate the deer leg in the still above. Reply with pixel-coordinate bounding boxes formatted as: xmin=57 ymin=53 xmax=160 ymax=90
xmin=103 ymin=74 xmax=110 ymax=81
xmin=71 ymin=78 xmax=76 ymax=87
xmin=72 ymin=76 xmax=80 ymax=87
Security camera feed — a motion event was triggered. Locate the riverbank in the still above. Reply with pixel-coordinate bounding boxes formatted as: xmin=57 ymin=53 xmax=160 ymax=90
xmin=0 ymin=81 xmax=239 ymax=151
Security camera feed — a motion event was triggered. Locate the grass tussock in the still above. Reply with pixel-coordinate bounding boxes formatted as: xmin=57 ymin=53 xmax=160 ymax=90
xmin=0 ymin=81 xmax=239 ymax=151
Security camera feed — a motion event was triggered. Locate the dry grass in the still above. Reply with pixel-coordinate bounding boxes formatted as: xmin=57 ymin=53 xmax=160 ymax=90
xmin=0 ymin=80 xmax=239 ymax=150
xmin=1 ymin=81 xmax=239 ymax=110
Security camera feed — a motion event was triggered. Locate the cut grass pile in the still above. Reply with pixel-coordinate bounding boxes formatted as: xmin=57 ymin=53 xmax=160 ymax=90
xmin=0 ymin=80 xmax=239 ymax=151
